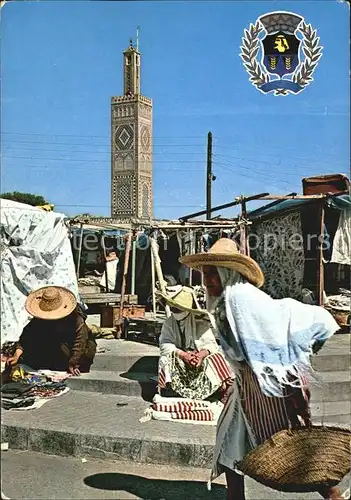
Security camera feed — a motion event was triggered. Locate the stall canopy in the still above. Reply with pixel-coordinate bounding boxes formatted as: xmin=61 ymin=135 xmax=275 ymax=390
xmin=0 ymin=200 xmax=79 ymax=343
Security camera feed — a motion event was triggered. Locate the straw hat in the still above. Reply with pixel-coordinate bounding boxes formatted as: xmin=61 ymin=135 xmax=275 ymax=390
xmin=179 ymin=238 xmax=264 ymax=288
xmin=158 ymin=286 xmax=205 ymax=315
xmin=25 ymin=286 xmax=77 ymax=320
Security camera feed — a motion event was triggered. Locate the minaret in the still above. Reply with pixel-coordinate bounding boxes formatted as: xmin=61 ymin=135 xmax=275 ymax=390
xmin=111 ymin=36 xmax=153 ymax=220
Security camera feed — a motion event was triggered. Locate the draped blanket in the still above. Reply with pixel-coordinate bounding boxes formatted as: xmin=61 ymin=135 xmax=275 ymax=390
xmin=222 ymin=282 xmax=339 ymax=397
xmin=0 ymin=200 xmax=79 ymax=344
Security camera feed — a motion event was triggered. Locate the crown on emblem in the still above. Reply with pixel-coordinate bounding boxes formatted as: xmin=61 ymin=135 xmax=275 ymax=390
xmin=259 ymin=12 xmax=303 ymax=35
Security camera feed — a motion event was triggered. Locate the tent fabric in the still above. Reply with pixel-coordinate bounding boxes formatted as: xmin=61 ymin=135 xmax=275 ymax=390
xmin=0 ymin=200 xmax=79 ymax=343
xmin=248 ymin=193 xmax=351 ymax=220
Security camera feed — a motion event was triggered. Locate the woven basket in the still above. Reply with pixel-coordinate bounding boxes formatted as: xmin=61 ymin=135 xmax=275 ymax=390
xmin=239 ymin=425 xmax=351 ymax=492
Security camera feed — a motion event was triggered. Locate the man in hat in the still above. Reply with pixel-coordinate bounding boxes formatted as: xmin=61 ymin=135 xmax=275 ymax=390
xmin=6 ymin=286 xmax=96 ymax=376
xmin=158 ymin=285 xmax=233 ymax=401
xmin=180 ymin=238 xmax=342 ymax=500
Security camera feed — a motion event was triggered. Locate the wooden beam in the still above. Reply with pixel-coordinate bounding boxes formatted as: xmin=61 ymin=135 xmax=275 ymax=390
xmin=260 ymin=194 xmax=327 ymax=200
xmin=180 ymin=192 xmax=269 ymax=221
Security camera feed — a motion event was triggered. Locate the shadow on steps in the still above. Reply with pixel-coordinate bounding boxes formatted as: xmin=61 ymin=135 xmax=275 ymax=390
xmin=120 ymin=358 xmax=158 ymax=402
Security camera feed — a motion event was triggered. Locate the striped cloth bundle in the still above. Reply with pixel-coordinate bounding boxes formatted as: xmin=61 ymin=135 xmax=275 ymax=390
xmin=170 ymin=409 xmax=214 ymax=421
xmin=140 ymin=395 xmax=224 ymax=426
xmin=153 ymin=400 xmax=209 ymax=413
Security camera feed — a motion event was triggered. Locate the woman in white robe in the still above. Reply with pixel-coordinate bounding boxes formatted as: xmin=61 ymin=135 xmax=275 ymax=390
xmin=158 ymin=286 xmax=233 ymax=401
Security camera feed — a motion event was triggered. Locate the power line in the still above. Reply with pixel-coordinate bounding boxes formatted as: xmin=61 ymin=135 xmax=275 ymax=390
xmin=2 ymin=145 xmax=205 ymax=155
xmin=2 ymin=131 xmax=205 ymax=139
xmin=214 ymin=163 xmax=298 ymax=190
xmin=212 ymin=154 xmax=339 ymax=178
xmin=2 ymin=139 xmax=206 ymax=147
xmin=214 ymin=141 xmax=347 ymax=162
xmin=1 ymin=163 xmax=203 ymax=171
xmin=2 ymin=155 xmax=205 ymax=164
xmin=2 ymin=143 xmax=345 ymax=170
xmin=214 ymin=152 xmax=346 ymax=171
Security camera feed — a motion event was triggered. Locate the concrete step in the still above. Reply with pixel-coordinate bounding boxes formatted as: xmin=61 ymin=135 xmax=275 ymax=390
xmin=67 ymin=371 xmax=157 ymax=400
xmin=93 ymin=340 xmax=159 ymax=373
xmin=311 ymin=334 xmax=350 ymax=372
xmin=310 ymin=370 xmax=350 ymax=403
xmin=92 ymin=335 xmax=350 ymax=374
xmin=66 ymin=368 xmax=350 ymax=403
xmin=2 ymin=391 xmax=350 ymax=469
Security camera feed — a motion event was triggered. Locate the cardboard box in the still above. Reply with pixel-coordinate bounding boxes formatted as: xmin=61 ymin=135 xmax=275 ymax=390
xmin=101 ymin=305 xmax=145 ymax=327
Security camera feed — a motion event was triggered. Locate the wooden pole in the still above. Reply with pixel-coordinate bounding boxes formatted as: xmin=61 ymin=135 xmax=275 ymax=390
xmin=200 ymin=234 xmax=204 ymax=287
xmin=150 ymin=243 xmax=157 ymax=318
xmin=76 ymin=223 xmax=84 ymax=279
xmin=116 ymin=232 xmax=132 ymax=338
xmin=240 ymin=198 xmax=249 ymax=256
xmin=131 ymin=236 xmax=137 ymax=295
xmin=317 ymin=201 xmax=325 ymax=306
xmin=150 ymin=236 xmax=171 ymax=317
xmin=100 ymin=233 xmax=109 ymax=293
xmin=189 ymin=229 xmax=193 ymax=286
xmin=206 ymin=131 xmax=213 ymax=220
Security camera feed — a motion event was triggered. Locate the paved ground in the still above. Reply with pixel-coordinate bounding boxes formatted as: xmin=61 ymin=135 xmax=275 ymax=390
xmin=2 ymin=450 xmax=350 ymax=500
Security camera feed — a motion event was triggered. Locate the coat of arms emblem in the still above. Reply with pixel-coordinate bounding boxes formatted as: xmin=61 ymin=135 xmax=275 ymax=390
xmin=240 ymin=12 xmax=323 ymax=96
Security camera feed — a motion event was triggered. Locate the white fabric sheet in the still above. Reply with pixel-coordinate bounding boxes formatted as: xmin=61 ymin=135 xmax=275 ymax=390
xmin=0 ymin=200 xmax=79 ymax=343
xmin=331 ymin=207 xmax=351 ymax=265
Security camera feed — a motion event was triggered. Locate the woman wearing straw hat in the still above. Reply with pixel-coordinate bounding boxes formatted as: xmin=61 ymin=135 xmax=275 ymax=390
xmin=158 ymin=285 xmax=233 ymax=401
xmin=6 ymin=286 xmax=96 ymax=376
xmin=180 ymin=238 xmax=342 ymax=500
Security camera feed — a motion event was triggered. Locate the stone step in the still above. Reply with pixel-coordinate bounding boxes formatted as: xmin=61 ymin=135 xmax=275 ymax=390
xmin=92 ymin=336 xmax=350 ymax=374
xmin=93 ymin=340 xmax=159 ymax=373
xmin=312 ymin=334 xmax=350 ymax=372
xmin=2 ymin=391 xmax=350 ymax=469
xmin=310 ymin=370 xmax=350 ymax=403
xmin=67 ymin=371 xmax=157 ymax=400
xmin=66 ymin=369 xmax=350 ymax=403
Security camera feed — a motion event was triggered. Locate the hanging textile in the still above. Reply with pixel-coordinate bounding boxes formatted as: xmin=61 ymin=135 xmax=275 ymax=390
xmin=331 ymin=206 xmax=351 ymax=265
xmin=250 ymin=211 xmax=305 ymax=300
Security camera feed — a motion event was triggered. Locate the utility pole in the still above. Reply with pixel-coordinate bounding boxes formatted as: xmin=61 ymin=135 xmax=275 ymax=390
xmin=206 ymin=131 xmax=213 ymax=220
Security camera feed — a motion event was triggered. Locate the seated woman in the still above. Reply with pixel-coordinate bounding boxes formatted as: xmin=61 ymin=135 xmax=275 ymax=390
xmin=158 ymin=286 xmax=233 ymax=401
xmin=6 ymin=286 xmax=96 ymax=376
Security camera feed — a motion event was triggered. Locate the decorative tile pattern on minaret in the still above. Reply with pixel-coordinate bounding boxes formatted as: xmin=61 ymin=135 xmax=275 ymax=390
xmin=111 ymin=39 xmax=153 ymax=220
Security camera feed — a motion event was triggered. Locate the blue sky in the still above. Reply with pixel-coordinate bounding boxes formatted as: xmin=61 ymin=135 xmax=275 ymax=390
xmin=1 ymin=0 xmax=350 ymax=219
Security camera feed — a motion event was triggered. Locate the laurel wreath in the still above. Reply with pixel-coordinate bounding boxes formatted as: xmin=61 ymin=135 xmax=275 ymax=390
xmin=240 ymin=22 xmax=269 ymax=88
xmin=292 ymin=22 xmax=323 ymax=88
xmin=240 ymin=20 xmax=322 ymax=95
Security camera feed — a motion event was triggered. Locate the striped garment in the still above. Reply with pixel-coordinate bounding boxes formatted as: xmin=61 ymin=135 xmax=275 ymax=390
xmin=158 ymin=368 xmax=166 ymax=389
xmin=238 ymin=364 xmax=290 ymax=445
xmin=207 ymin=352 xmax=233 ymax=382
